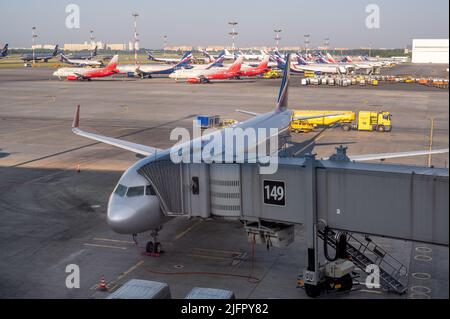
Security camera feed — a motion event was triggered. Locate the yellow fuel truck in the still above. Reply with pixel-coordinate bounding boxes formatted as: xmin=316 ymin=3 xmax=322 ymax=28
xmin=291 ymin=110 xmax=392 ymax=133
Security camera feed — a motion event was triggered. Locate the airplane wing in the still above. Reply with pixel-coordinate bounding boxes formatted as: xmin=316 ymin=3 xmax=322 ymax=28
xmin=71 ymin=105 xmax=161 ymax=156
xmin=345 ymin=149 xmax=449 ymax=162
xmin=236 ymin=109 xmax=261 ymax=116
xmin=236 ymin=110 xmax=345 ymax=122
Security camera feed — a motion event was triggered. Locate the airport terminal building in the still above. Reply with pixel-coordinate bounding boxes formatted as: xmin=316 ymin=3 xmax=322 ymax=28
xmin=412 ymin=39 xmax=449 ymax=64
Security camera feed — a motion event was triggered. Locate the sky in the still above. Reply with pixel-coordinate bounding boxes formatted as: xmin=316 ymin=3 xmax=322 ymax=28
xmin=0 ymin=0 xmax=448 ymax=49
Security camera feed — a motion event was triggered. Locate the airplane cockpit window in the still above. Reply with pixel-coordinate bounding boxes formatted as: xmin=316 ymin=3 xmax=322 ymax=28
xmin=126 ymin=186 xmax=145 ymax=197
xmin=114 ymin=184 xmax=127 ymax=197
xmin=146 ymin=185 xmax=156 ymax=196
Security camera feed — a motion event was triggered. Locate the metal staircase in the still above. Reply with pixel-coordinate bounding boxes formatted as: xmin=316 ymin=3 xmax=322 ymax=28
xmin=318 ymin=229 xmax=408 ymax=294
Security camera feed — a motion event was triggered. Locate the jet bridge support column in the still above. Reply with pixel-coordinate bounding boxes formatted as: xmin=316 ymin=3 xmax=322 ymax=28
xmin=302 ymin=154 xmax=321 ymax=297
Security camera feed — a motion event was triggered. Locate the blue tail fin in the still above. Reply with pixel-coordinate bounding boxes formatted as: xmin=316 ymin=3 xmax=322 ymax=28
xmin=174 ymin=51 xmax=192 ymax=68
xmin=147 ymin=51 xmax=156 ymax=60
xmin=0 ymin=44 xmax=7 ymax=57
xmin=297 ymin=56 xmax=308 ymax=65
xmin=52 ymin=45 xmax=59 ymax=56
xmin=276 ymin=54 xmax=290 ymax=110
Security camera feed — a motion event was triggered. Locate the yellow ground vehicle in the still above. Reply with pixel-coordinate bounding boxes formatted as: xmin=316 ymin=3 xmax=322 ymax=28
xmin=291 ymin=110 xmax=392 ymax=133
xmin=291 ymin=110 xmax=356 ymax=133
xmin=219 ymin=119 xmax=238 ymax=128
xmin=263 ymin=69 xmax=282 ymax=79
xmin=341 ymin=111 xmax=392 ymax=132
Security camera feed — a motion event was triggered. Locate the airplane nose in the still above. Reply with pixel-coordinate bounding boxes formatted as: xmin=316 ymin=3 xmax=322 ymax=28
xmin=107 ymin=201 xmax=137 ymax=234
xmin=106 ymin=193 xmax=163 ymax=234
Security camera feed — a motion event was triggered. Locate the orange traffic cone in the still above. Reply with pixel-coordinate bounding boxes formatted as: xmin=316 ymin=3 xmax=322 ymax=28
xmin=98 ymin=276 xmax=108 ymax=291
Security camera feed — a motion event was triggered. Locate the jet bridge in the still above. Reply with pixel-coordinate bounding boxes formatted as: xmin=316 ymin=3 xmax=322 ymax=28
xmin=138 ymin=146 xmax=448 ymax=296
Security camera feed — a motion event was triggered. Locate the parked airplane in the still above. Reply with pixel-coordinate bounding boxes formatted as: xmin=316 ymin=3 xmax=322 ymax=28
xmin=186 ymin=56 xmax=244 ymax=83
xmin=147 ymin=51 xmax=190 ymax=64
xmin=284 ymin=55 xmax=352 ymax=75
xmin=53 ymin=55 xmax=118 ymax=80
xmin=21 ymin=45 xmax=59 ymax=62
xmin=117 ymin=52 xmax=193 ymax=78
xmin=239 ymin=55 xmax=270 ymax=77
xmin=238 ymin=50 xmax=267 ymax=61
xmin=169 ymin=54 xmax=226 ymax=80
xmin=60 ymin=53 xmax=103 ymax=67
xmin=69 ymin=46 xmax=98 ymax=60
xmin=0 ymin=44 xmax=8 ymax=59
xmin=70 ymin=54 xmax=447 ymax=253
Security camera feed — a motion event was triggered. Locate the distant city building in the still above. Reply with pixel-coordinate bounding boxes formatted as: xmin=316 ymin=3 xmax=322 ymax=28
xmin=32 ymin=44 xmax=56 ymax=50
xmin=165 ymin=45 xmax=193 ymax=52
xmin=412 ymin=39 xmax=449 ymax=64
xmin=106 ymin=43 xmax=127 ymax=51
xmin=128 ymin=42 xmax=134 ymax=51
xmin=64 ymin=41 xmax=104 ymax=51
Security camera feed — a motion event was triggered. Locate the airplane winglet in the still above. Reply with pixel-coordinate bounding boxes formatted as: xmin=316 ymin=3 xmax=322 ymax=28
xmin=72 ymin=105 xmax=80 ymax=128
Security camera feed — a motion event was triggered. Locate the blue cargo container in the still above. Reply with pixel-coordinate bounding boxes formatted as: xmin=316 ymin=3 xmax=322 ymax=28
xmin=196 ymin=115 xmax=220 ymax=129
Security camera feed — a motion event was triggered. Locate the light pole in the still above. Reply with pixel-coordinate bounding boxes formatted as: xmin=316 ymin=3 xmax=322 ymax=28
xmin=163 ymin=35 xmax=168 ymax=56
xmin=274 ymin=29 xmax=282 ymax=50
xmin=32 ymin=26 xmax=37 ymax=64
xmin=132 ymin=12 xmax=139 ymax=65
xmin=228 ymin=21 xmax=238 ymax=52
xmin=324 ymin=38 xmax=330 ymax=53
xmin=304 ymin=34 xmax=310 ymax=54
xmin=90 ymin=30 xmax=95 ymax=48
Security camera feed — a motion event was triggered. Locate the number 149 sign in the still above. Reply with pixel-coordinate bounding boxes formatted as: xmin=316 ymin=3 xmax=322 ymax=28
xmin=263 ymin=180 xmax=286 ymax=206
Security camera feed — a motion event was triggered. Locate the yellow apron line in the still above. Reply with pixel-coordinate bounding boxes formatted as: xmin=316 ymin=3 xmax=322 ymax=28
xmin=83 ymin=243 xmax=127 ymax=250
xmin=93 ymin=237 xmax=135 ymax=245
xmin=175 ymin=220 xmax=202 ymax=240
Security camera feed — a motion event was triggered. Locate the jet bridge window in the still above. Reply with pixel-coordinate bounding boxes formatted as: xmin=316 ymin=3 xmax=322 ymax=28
xmin=114 ymin=184 xmax=127 ymax=197
xmin=126 ymin=186 xmax=145 ymax=197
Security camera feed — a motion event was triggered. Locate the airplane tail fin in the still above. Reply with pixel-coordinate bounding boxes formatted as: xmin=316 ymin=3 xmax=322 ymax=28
xmin=201 ymin=49 xmax=214 ymax=61
xmin=147 ymin=51 xmax=156 ymax=60
xmin=206 ymin=54 xmax=225 ymax=69
xmin=327 ymin=53 xmax=336 ymax=63
xmin=1 ymin=44 xmax=7 ymax=57
xmin=227 ymin=56 xmax=243 ymax=73
xmin=92 ymin=45 xmax=98 ymax=57
xmin=175 ymin=51 xmax=192 ymax=67
xmin=60 ymin=53 xmax=69 ymax=62
xmin=258 ymin=55 xmax=270 ymax=69
xmin=53 ymin=45 xmax=59 ymax=56
xmin=273 ymin=55 xmax=286 ymax=69
xmin=106 ymin=55 xmax=119 ymax=70
xmin=276 ymin=54 xmax=290 ymax=110
xmin=297 ymin=56 xmax=308 ymax=65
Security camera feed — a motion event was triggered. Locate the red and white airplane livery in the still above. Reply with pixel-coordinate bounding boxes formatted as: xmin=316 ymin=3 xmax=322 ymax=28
xmin=53 ymin=55 xmax=119 ymax=81
xmin=186 ymin=57 xmax=244 ymax=84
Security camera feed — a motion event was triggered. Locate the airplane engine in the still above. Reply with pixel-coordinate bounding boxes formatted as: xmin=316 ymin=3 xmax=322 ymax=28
xmin=187 ymin=78 xmax=201 ymax=84
xmin=66 ymin=75 xmax=79 ymax=81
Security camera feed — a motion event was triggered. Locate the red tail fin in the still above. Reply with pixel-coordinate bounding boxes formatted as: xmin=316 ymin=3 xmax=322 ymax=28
xmin=106 ymin=55 xmax=119 ymax=71
xmin=228 ymin=57 xmax=243 ymax=73
xmin=258 ymin=55 xmax=270 ymax=69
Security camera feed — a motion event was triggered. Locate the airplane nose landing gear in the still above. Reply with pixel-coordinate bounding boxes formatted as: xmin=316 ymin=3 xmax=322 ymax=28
xmin=145 ymin=229 xmax=163 ymax=255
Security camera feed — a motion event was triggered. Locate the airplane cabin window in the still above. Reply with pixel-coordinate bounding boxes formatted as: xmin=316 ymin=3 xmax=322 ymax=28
xmin=146 ymin=185 xmax=156 ymax=196
xmin=127 ymin=186 xmax=145 ymax=197
xmin=114 ymin=184 xmax=127 ymax=197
